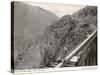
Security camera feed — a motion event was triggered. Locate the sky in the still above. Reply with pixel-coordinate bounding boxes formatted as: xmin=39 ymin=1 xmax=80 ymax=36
xmin=23 ymin=2 xmax=85 ymax=17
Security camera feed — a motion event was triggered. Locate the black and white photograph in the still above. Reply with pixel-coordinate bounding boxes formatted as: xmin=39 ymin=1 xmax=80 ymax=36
xmin=11 ymin=1 xmax=97 ymax=72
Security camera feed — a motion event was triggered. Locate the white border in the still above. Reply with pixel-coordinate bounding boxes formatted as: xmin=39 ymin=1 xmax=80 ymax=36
xmin=14 ymin=66 xmax=97 ymax=74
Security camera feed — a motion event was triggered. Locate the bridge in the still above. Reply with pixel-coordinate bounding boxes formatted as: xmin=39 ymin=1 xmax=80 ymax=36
xmin=55 ymin=30 xmax=97 ymax=68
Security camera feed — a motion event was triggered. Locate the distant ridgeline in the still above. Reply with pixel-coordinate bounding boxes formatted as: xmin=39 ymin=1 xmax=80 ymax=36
xmin=15 ymin=6 xmax=97 ymax=69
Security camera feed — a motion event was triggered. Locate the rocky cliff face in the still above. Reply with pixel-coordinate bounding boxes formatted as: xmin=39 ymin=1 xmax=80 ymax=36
xmin=14 ymin=6 xmax=97 ymax=69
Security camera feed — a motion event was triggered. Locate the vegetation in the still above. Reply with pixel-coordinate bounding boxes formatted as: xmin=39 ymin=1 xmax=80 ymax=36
xmin=15 ymin=6 xmax=97 ymax=69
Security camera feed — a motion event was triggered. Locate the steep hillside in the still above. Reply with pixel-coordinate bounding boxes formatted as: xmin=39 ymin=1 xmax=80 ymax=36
xmin=72 ymin=6 xmax=97 ymax=26
xmin=56 ymin=6 xmax=97 ymax=60
xmin=15 ymin=15 xmax=77 ymax=69
xmin=15 ymin=6 xmax=97 ymax=69
xmin=14 ymin=1 xmax=59 ymax=67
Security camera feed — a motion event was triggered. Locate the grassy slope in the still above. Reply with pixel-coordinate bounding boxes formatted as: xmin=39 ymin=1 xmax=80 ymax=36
xmin=14 ymin=1 xmax=59 ymax=69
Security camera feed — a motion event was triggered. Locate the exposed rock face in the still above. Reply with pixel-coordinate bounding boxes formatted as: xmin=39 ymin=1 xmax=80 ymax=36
xmin=14 ymin=5 xmax=97 ymax=69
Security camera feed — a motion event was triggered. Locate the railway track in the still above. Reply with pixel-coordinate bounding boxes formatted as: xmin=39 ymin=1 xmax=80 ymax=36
xmin=54 ymin=30 xmax=97 ymax=68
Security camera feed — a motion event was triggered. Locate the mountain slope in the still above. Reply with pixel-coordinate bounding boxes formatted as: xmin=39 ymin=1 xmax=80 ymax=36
xmin=55 ymin=6 xmax=97 ymax=60
xmin=15 ymin=15 xmax=77 ymax=69
xmin=14 ymin=1 xmax=59 ymax=67
xmin=15 ymin=6 xmax=97 ymax=69
xmin=72 ymin=6 xmax=97 ymax=26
